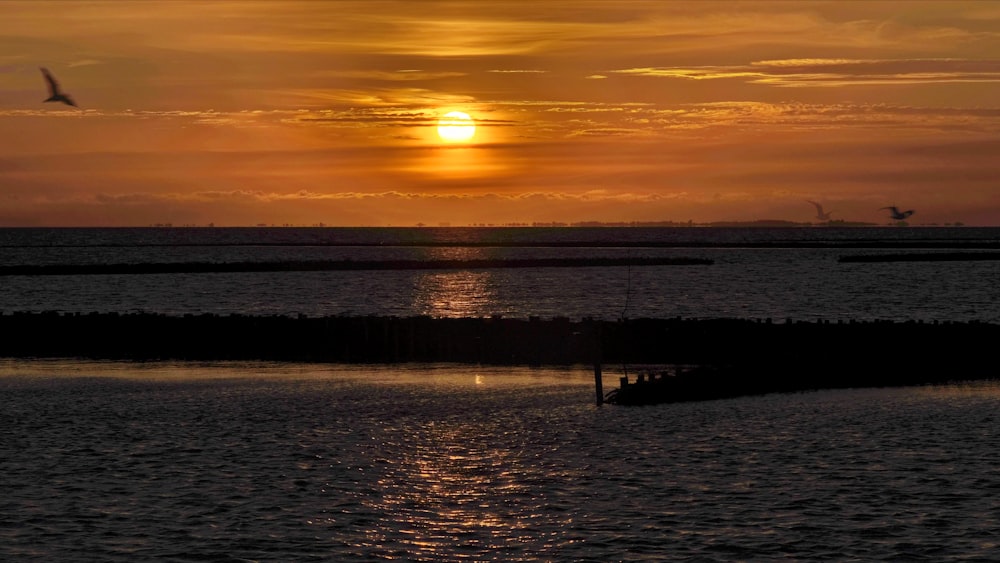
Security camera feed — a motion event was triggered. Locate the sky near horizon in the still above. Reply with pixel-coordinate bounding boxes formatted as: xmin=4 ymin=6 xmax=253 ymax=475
xmin=2 ymin=1 xmax=1000 ymax=227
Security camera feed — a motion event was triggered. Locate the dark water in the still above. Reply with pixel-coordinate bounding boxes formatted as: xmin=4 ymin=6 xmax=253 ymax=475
xmin=1 ymin=226 xmax=999 ymax=322
xmin=3 ymin=228 xmax=1000 ymax=561
xmin=2 ymin=360 xmax=1000 ymax=561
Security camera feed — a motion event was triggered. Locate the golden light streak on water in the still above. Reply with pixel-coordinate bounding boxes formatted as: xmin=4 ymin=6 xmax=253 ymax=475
xmin=412 ymin=269 xmax=500 ymax=318
xmin=365 ymin=421 xmax=541 ymax=558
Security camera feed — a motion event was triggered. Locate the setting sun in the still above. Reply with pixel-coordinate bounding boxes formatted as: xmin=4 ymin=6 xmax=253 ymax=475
xmin=3 ymin=2 xmax=1000 ymax=226
xmin=437 ymin=111 xmax=476 ymax=143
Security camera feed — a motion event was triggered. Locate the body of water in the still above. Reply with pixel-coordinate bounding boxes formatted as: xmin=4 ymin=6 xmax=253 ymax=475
xmin=2 ymin=360 xmax=999 ymax=561
xmin=1 ymin=226 xmax=999 ymax=322
xmin=2 ymin=227 xmax=999 ymax=561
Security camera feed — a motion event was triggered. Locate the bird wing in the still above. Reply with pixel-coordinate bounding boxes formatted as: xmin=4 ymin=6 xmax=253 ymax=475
xmin=806 ymin=200 xmax=822 ymax=211
xmin=40 ymin=67 xmax=60 ymax=96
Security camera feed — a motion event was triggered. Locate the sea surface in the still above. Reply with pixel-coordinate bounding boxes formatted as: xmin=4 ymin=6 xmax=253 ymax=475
xmin=1 ymin=226 xmax=999 ymax=322
xmin=2 ymin=361 xmax=999 ymax=561
xmin=2 ymin=226 xmax=1000 ymax=561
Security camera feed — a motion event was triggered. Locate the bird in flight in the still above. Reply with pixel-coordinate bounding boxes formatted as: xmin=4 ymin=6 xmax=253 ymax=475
xmin=40 ymin=67 xmax=78 ymax=107
xmin=881 ymin=206 xmax=915 ymax=221
xmin=806 ymin=200 xmax=833 ymax=221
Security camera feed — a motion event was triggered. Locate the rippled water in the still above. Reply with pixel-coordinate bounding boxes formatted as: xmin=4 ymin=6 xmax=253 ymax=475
xmin=3 ymin=360 xmax=999 ymax=561
xmin=2 ymin=227 xmax=1000 ymax=322
xmin=2 ymin=247 xmax=998 ymax=322
xmin=4 ymin=228 xmax=1000 ymax=560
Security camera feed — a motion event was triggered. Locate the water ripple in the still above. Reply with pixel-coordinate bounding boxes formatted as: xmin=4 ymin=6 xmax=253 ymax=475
xmin=2 ymin=363 xmax=1000 ymax=560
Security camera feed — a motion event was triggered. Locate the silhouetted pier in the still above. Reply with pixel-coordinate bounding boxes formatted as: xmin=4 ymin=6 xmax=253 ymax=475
xmin=1 ymin=312 xmax=996 ymax=403
xmin=0 ymin=256 xmax=711 ymax=276
xmin=839 ymin=252 xmax=1000 ymax=263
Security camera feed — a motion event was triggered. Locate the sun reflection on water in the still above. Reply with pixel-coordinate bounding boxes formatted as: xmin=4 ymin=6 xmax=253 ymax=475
xmin=362 ymin=422 xmax=553 ymax=559
xmin=411 ymin=248 xmax=504 ymax=318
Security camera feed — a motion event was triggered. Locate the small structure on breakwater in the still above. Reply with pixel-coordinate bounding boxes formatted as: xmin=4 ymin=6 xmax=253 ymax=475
xmin=602 ymin=336 xmax=1000 ymax=405
xmin=603 ymin=365 xmax=789 ymax=406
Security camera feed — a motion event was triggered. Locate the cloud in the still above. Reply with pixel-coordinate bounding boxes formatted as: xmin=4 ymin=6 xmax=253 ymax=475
xmin=613 ymin=67 xmax=765 ymax=81
xmin=86 ymin=188 xmax=699 ymax=207
xmin=612 ymin=58 xmax=1000 ymax=87
xmin=317 ymin=70 xmax=467 ymax=81
xmin=568 ymin=127 xmax=648 ymax=138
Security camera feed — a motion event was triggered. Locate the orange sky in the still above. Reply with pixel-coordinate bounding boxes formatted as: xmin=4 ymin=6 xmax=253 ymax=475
xmin=2 ymin=0 xmax=999 ymax=226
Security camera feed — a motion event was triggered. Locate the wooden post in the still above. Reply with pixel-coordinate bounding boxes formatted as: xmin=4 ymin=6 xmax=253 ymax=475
xmin=594 ymin=360 xmax=603 ymax=406
xmin=593 ymin=320 xmax=604 ymax=405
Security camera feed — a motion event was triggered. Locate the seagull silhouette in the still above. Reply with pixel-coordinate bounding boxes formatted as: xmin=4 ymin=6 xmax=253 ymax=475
xmin=40 ymin=67 xmax=78 ymax=108
xmin=881 ymin=206 xmax=915 ymax=221
xmin=806 ymin=200 xmax=833 ymax=221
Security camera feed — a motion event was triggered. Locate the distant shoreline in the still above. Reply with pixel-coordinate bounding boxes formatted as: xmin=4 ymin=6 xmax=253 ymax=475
xmin=4 ymin=241 xmax=1000 ymax=250
xmin=3 ymin=221 xmax=990 ymax=235
xmin=8 ymin=221 xmax=976 ymax=229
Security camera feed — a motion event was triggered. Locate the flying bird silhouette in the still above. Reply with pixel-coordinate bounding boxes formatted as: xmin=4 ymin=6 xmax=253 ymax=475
xmin=881 ymin=206 xmax=915 ymax=221
xmin=806 ymin=200 xmax=833 ymax=221
xmin=40 ymin=67 xmax=77 ymax=107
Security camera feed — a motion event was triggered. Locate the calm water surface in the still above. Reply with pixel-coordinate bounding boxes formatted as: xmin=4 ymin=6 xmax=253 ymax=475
xmin=2 ymin=360 xmax=999 ymax=561
xmin=2 ymin=226 xmax=1000 ymax=322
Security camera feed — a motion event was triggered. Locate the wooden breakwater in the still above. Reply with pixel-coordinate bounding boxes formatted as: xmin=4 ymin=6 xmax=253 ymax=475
xmin=0 ymin=312 xmax=994 ymax=368
xmin=0 ymin=312 xmax=597 ymax=364
xmin=1 ymin=313 xmax=997 ymax=400
xmin=839 ymin=252 xmax=1000 ymax=263
xmin=0 ymin=256 xmax=711 ymax=276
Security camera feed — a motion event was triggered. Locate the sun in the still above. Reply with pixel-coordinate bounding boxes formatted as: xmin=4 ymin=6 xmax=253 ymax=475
xmin=437 ymin=111 xmax=476 ymax=143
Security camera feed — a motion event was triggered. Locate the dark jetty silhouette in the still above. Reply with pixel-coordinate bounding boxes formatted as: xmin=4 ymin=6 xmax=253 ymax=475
xmin=1 ymin=313 xmax=996 ymax=403
xmin=0 ymin=257 xmax=711 ymax=276
xmin=840 ymin=252 xmax=1000 ymax=263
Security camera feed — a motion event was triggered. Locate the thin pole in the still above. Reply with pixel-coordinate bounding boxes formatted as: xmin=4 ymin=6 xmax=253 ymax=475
xmin=593 ymin=320 xmax=603 ymax=405
xmin=594 ymin=361 xmax=603 ymax=405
